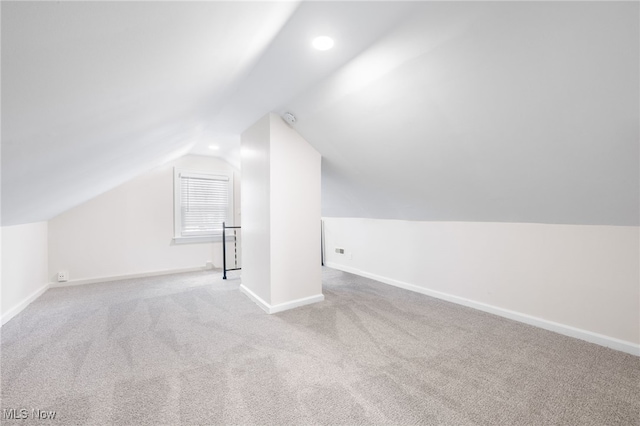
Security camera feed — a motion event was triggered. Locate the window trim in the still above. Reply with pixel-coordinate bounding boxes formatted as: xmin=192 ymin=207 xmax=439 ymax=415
xmin=173 ymin=168 xmax=234 ymax=244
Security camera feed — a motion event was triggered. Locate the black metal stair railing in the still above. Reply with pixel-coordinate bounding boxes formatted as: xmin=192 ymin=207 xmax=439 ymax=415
xmin=222 ymin=222 xmax=241 ymax=279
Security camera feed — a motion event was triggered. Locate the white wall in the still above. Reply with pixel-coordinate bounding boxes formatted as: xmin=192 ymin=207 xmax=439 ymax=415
xmin=48 ymin=155 xmax=240 ymax=284
xmin=270 ymin=114 xmax=322 ymax=306
xmin=1 ymin=221 xmax=49 ymax=324
xmin=240 ymin=114 xmax=272 ymax=303
xmin=323 ymin=218 xmax=640 ymax=354
xmin=240 ymin=113 xmax=322 ymax=312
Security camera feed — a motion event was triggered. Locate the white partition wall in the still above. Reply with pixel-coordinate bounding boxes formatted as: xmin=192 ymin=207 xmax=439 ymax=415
xmin=240 ymin=113 xmax=322 ymax=313
xmin=240 ymin=114 xmax=273 ymax=305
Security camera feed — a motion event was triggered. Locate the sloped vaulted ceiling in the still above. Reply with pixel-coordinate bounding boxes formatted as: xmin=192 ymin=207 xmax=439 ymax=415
xmin=2 ymin=1 xmax=638 ymax=227
xmin=292 ymin=2 xmax=640 ymax=225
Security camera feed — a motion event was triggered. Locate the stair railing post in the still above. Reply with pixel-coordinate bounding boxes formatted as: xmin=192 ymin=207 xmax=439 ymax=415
xmin=222 ymin=222 xmax=227 ymax=279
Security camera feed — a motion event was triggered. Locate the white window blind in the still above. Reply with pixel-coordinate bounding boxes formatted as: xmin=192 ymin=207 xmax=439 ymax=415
xmin=178 ymin=172 xmax=230 ymax=237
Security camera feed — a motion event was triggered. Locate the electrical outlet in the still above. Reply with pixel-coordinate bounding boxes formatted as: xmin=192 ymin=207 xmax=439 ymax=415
xmin=335 ymin=248 xmax=344 ymax=254
xmin=205 ymin=261 xmax=213 ymax=269
xmin=57 ymin=271 xmax=68 ymax=282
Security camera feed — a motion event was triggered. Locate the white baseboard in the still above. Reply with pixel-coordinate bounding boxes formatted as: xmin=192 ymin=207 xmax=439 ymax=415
xmin=270 ymin=293 xmax=325 ymax=314
xmin=239 ymin=284 xmax=324 ymax=314
xmin=239 ymin=285 xmax=271 ymax=313
xmin=50 ymin=266 xmax=207 ymax=288
xmin=1 ymin=282 xmax=50 ymax=326
xmin=325 ymin=262 xmax=640 ymax=356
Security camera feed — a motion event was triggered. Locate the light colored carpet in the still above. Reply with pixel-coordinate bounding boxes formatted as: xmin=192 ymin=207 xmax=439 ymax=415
xmin=1 ymin=267 xmax=638 ymax=425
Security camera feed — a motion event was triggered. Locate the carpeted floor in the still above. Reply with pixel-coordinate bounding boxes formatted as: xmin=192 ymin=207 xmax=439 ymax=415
xmin=1 ymin=267 xmax=638 ymax=425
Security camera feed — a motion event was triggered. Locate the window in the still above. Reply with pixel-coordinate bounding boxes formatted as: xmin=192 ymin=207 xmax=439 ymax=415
xmin=174 ymin=169 xmax=233 ymax=243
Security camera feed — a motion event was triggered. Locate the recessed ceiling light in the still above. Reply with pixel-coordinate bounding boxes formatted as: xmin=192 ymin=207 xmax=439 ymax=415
xmin=312 ymin=36 xmax=334 ymax=51
xmin=208 ymin=145 xmax=220 ymax=150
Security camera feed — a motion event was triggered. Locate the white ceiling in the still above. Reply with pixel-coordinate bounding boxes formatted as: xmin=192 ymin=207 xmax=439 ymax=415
xmin=2 ymin=1 xmax=638 ymax=226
